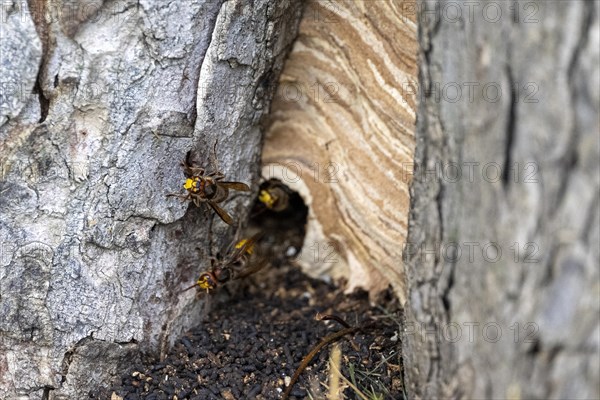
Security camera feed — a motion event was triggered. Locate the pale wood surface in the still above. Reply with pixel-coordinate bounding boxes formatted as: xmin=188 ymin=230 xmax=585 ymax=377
xmin=263 ymin=0 xmax=418 ymax=301
xmin=403 ymin=1 xmax=599 ymax=398
xmin=0 ymin=1 xmax=302 ymax=397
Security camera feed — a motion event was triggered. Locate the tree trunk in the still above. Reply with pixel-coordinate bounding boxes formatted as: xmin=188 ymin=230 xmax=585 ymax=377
xmin=403 ymin=1 xmax=599 ymax=399
xmin=0 ymin=0 xmax=303 ymax=398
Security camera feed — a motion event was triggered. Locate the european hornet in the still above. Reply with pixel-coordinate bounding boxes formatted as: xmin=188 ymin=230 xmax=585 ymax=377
xmin=181 ymin=233 xmax=267 ymax=293
xmin=168 ymin=150 xmax=250 ymax=225
xmin=257 ymin=179 xmax=290 ymax=212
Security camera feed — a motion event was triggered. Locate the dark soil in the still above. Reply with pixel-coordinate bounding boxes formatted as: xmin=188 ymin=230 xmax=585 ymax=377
xmin=97 ymin=181 xmax=404 ymax=399
xmin=99 ymin=266 xmax=403 ymax=400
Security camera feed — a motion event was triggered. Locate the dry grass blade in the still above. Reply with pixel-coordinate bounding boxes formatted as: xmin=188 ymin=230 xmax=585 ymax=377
xmin=282 ymin=326 xmax=360 ymax=400
xmin=327 ymin=344 xmax=342 ymax=400
xmin=328 ymin=357 xmax=370 ymax=400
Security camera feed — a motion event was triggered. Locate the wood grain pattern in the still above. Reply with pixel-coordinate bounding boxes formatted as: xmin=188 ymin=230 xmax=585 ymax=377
xmin=263 ymin=0 xmax=417 ymax=300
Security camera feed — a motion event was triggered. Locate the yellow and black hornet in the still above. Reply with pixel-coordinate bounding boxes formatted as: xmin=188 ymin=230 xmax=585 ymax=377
xmin=168 ymin=150 xmax=250 ymax=225
xmin=181 ymin=233 xmax=267 ymax=293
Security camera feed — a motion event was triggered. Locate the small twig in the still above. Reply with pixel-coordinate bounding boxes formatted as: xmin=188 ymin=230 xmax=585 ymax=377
xmin=283 ymin=313 xmax=382 ymax=400
xmin=315 ymin=313 xmax=351 ymax=329
xmin=316 ymin=313 xmax=361 ymax=351
xmin=282 ymin=326 xmax=360 ymax=400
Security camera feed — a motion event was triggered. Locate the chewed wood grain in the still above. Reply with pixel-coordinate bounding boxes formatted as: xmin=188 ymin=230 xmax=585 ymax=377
xmin=263 ymin=0 xmax=418 ymax=301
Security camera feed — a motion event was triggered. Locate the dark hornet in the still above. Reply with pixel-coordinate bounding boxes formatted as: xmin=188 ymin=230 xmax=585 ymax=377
xmin=168 ymin=150 xmax=250 ymax=225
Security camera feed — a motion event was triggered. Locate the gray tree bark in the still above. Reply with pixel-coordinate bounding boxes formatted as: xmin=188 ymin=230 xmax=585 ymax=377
xmin=403 ymin=1 xmax=599 ymax=399
xmin=0 ymin=0 xmax=303 ymax=398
